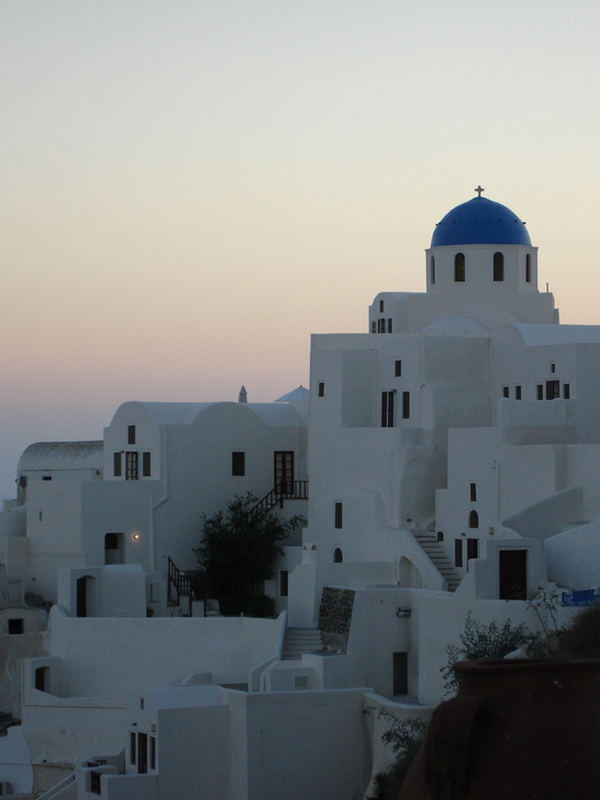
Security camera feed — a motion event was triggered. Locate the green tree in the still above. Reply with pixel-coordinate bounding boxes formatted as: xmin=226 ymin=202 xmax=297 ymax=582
xmin=194 ymin=492 xmax=304 ymax=616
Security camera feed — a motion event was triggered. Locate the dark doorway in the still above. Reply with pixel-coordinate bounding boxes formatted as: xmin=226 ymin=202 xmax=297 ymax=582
xmin=499 ymin=550 xmax=527 ymax=600
xmin=105 ymin=532 xmax=124 ymax=565
xmin=35 ymin=667 xmax=48 ymax=692
xmin=546 ymin=380 xmax=560 ymax=399
xmin=274 ymin=451 xmax=294 ymax=494
xmin=8 ymin=618 xmax=24 ymax=635
xmin=76 ymin=577 xmax=87 ymax=617
xmin=393 ymin=652 xmax=408 ymax=695
xmin=138 ymin=732 xmax=148 ymax=774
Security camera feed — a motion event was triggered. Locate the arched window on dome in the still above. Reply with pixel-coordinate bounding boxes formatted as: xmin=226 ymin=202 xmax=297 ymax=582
xmin=525 ymin=253 xmax=531 ymax=283
xmin=468 ymin=510 xmax=479 ymax=529
xmin=454 ymin=253 xmax=465 ymax=282
xmin=493 ymin=252 xmax=504 ymax=282
xmin=333 ymin=547 xmax=343 ymax=563
xmin=431 ymin=256 xmax=436 ymax=285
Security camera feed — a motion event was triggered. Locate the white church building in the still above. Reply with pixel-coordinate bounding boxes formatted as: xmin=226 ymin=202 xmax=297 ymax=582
xmin=2 ymin=190 xmax=600 ymax=799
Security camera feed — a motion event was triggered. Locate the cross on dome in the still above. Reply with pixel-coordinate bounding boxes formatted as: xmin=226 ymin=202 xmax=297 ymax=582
xmin=474 ymin=185 xmax=485 ymax=197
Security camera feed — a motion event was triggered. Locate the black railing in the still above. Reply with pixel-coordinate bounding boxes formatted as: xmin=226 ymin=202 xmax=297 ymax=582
xmin=247 ymin=480 xmax=308 ymax=523
xmin=168 ymin=556 xmax=192 ymax=616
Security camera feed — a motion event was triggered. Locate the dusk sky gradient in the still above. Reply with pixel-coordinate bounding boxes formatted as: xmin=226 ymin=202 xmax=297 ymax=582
xmin=2 ymin=0 xmax=600 ymax=497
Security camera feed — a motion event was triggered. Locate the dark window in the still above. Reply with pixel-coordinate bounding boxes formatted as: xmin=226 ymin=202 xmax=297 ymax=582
xmin=402 ymin=391 xmax=410 ymax=419
xmin=515 ymin=385 xmax=522 ymax=399
xmin=503 ymin=386 xmax=509 ymax=398
xmin=381 ymin=391 xmax=395 ymax=427
xmin=563 ymin=383 xmax=570 ymax=399
xmin=274 ymin=451 xmax=294 ymax=493
xmin=126 ymin=451 xmax=138 ymax=480
xmin=455 ymin=539 xmax=463 ymax=568
xmin=333 ymin=547 xmax=343 ymax=563
xmin=128 ymin=425 xmax=136 ymax=445
xmin=431 ymin=256 xmax=435 ymax=285
xmin=393 ymin=652 xmax=408 ymax=695
xmin=150 ymin=737 xmax=156 ymax=771
xmin=454 ymin=253 xmax=465 ymax=282
xmin=550 ymin=362 xmax=556 ymax=374
xmin=371 ymin=321 xmax=376 ymax=333
xmin=35 ymin=666 xmax=48 ymax=691
xmin=8 ymin=618 xmax=23 ymax=635
xmin=493 ymin=251 xmax=504 ymax=281
xmin=470 ymin=483 xmax=477 ymax=502
xmin=42 ymin=475 xmax=52 ymax=481
xmin=280 ymin=570 xmax=289 ymax=597
xmin=546 ymin=380 xmax=560 ymax=399
xmin=130 ymin=732 xmax=136 ymax=765
xmin=395 ymin=360 xmax=402 ymax=377
xmin=39 ymin=511 xmax=42 ymax=522
xmin=318 ymin=382 xmax=325 ymax=397
xmin=467 ymin=537 xmax=479 ymax=561
xmin=469 ymin=510 xmax=479 ymax=529
xmin=525 ymin=254 xmax=531 ymax=283
xmin=499 ymin=549 xmax=527 ymax=600
xmin=142 ymin=452 xmax=151 ymax=477
xmin=377 ymin=318 xmax=386 ymax=333
xmin=232 ymin=452 xmax=245 ymax=476
xmin=379 ymin=300 xmax=384 ymax=312
xmin=537 ymin=384 xmax=543 ymax=400
xmin=105 ymin=533 xmax=119 ymax=550
xmin=138 ymin=732 xmax=148 ymax=774
xmin=113 ymin=452 xmax=122 ymax=477
xmin=437 ymin=531 xmax=444 ymax=542
xmin=334 ymin=502 xmax=343 ymax=529
xmin=387 ymin=318 xmax=392 ymax=333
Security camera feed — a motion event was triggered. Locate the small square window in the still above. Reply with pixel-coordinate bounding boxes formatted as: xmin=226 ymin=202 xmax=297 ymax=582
xmin=334 ymin=502 xmax=343 ymax=529
xmin=42 ymin=475 xmax=52 ymax=481
xmin=318 ymin=382 xmax=325 ymax=397
xmin=503 ymin=386 xmax=509 ymax=398
xmin=232 ymin=452 xmax=245 ymax=476
xmin=128 ymin=425 xmax=136 ymax=445
xmin=515 ymin=385 xmax=522 ymax=400
xmin=8 ymin=619 xmax=24 ymax=635
xmin=294 ymin=675 xmax=309 ymax=689
xmin=395 ymin=360 xmax=402 ymax=377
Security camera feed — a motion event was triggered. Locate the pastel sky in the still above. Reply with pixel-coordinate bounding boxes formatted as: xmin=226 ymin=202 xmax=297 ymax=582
xmin=2 ymin=0 xmax=600 ymax=498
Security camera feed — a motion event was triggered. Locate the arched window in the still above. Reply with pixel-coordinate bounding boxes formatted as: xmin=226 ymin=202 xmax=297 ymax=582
xmin=493 ymin=252 xmax=504 ymax=282
xmin=333 ymin=547 xmax=343 ymax=563
xmin=431 ymin=256 xmax=436 ymax=285
xmin=454 ymin=253 xmax=465 ymax=282
xmin=468 ymin=510 xmax=479 ymax=529
xmin=525 ymin=253 xmax=531 ymax=283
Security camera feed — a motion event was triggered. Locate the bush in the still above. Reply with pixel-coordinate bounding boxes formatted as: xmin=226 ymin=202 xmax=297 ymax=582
xmin=556 ymin=605 xmax=600 ymax=659
xmin=369 ymin=716 xmax=428 ymax=800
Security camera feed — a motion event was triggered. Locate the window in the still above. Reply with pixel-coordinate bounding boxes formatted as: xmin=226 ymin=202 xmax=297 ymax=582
xmin=454 ymin=253 xmax=465 ymax=282
xmin=470 ymin=483 xmax=477 ymax=502
xmin=467 ymin=537 xmax=479 ymax=561
xmin=130 ymin=732 xmax=136 ymax=765
xmin=318 ymin=382 xmax=325 ymax=397
xmin=128 ymin=425 xmax=136 ymax=445
xmin=537 ymin=384 xmax=543 ymax=400
xmin=142 ymin=452 xmax=151 ymax=477
xmin=381 ymin=391 xmax=395 ymax=427
xmin=546 ymin=380 xmax=560 ymax=399
xmin=334 ymin=502 xmax=343 ymax=529
xmin=126 ymin=451 xmax=138 ymax=480
xmin=333 ymin=547 xmax=343 ymax=563
xmin=232 ymin=452 xmax=245 ymax=476
xmin=42 ymin=475 xmax=52 ymax=481
xmin=387 ymin=318 xmax=392 ymax=333
xmin=431 ymin=256 xmax=435 ymax=284
xmin=379 ymin=300 xmax=384 ymax=312
xmin=437 ymin=530 xmax=444 ymax=542
xmin=377 ymin=318 xmax=386 ymax=333
xmin=455 ymin=539 xmax=463 ymax=568
xmin=371 ymin=321 xmax=376 ymax=333
xmin=402 ymin=391 xmax=410 ymax=419
xmin=525 ymin=253 xmax=531 ymax=283
xmin=503 ymin=386 xmax=509 ymax=398
xmin=469 ymin=510 xmax=479 ymax=528
xmin=395 ymin=360 xmax=402 ymax=377
xmin=150 ymin=737 xmax=156 ymax=770
xmin=493 ymin=251 xmax=504 ymax=282
xmin=550 ymin=362 xmax=556 ymax=374
xmin=113 ymin=452 xmax=122 ymax=477
xmin=280 ymin=570 xmax=289 ymax=597
xmin=8 ymin=618 xmax=23 ymax=635
xmin=515 ymin=385 xmax=522 ymax=400
xmin=35 ymin=666 xmax=48 ymax=692
xmin=563 ymin=383 xmax=570 ymax=399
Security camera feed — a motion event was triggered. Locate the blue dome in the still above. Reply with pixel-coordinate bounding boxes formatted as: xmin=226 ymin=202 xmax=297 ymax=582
xmin=431 ymin=197 xmax=531 ymax=247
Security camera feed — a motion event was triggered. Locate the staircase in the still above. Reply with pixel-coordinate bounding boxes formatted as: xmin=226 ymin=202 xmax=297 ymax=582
xmin=282 ymin=627 xmax=323 ymax=660
xmin=247 ymin=481 xmax=308 ymax=523
xmin=413 ymin=531 xmax=461 ymax=592
xmin=167 ymin=557 xmax=193 ymax=616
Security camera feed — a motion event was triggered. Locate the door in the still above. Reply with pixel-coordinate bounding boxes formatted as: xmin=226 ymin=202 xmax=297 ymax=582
xmin=499 ymin=550 xmax=527 ymax=600
xmin=546 ymin=380 xmax=560 ymax=399
xmin=393 ymin=652 xmax=408 ymax=695
xmin=274 ymin=451 xmax=294 ymax=494
xmin=76 ymin=577 xmax=87 ymax=617
xmin=138 ymin=732 xmax=148 ymax=774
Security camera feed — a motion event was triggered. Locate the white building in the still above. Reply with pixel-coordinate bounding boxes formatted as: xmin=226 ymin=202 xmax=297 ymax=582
xmin=6 ymin=190 xmax=600 ymax=799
